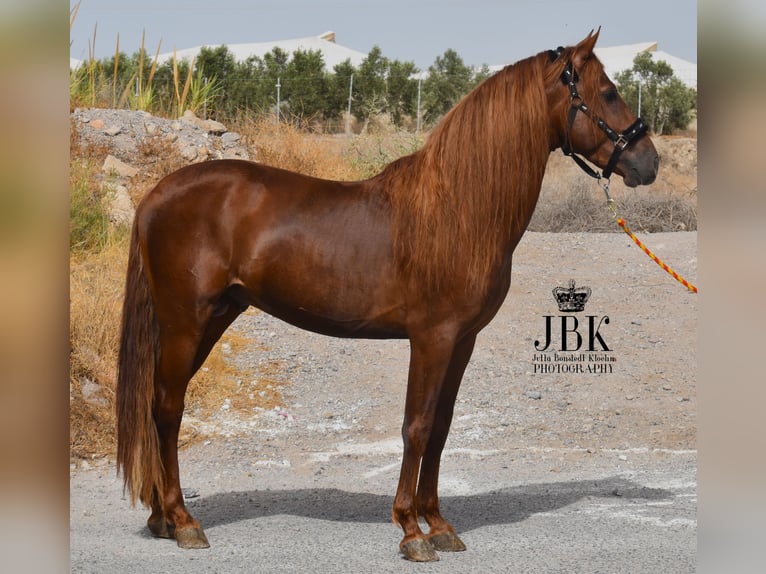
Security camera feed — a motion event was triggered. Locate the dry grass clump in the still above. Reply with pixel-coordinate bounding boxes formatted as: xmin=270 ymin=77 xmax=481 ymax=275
xmin=69 ymin=241 xmax=125 ymax=458
xmin=237 ymin=116 xmax=359 ymax=180
xmin=529 ymin=182 xmax=697 ymax=233
xmin=531 ymin=138 xmax=697 ymax=233
xmin=232 ymin=113 xmax=424 ymax=181
xmin=345 ymin=129 xmax=425 ymax=179
xmin=133 ymin=134 xmax=188 ymax=192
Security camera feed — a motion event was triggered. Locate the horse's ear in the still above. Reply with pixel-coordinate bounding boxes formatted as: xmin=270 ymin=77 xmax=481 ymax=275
xmin=572 ymin=27 xmax=601 ymax=69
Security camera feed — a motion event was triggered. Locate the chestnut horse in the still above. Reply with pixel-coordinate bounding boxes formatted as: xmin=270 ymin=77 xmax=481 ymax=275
xmin=117 ymin=30 xmax=658 ymax=562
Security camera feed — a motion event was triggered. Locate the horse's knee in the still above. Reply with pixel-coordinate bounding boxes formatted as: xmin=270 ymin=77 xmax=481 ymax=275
xmin=402 ymin=418 xmax=433 ymax=455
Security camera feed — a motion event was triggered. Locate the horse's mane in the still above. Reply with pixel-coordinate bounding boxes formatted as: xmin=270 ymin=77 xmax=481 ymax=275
xmin=374 ymin=49 xmax=574 ymax=295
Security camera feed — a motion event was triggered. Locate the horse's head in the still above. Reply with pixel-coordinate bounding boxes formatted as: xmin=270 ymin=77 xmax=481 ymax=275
xmin=546 ymin=29 xmax=659 ymax=187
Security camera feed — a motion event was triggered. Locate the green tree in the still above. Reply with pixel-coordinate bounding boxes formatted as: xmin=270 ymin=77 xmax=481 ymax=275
xmin=422 ymin=49 xmax=473 ymax=124
xmin=386 ymin=59 xmax=419 ymax=126
xmin=195 ymin=45 xmax=237 ymax=117
xmin=152 ymin=58 xmax=185 ymax=112
xmin=355 ymin=46 xmax=389 ymax=121
xmin=283 ymin=49 xmax=329 ymax=120
xmin=228 ymin=55 xmax=265 ymax=114
xmin=326 ymin=59 xmax=357 ymax=122
xmin=471 ymin=64 xmax=493 ymax=88
xmin=615 ymin=52 xmax=696 ymax=135
xmin=262 ymin=47 xmax=290 ymax=118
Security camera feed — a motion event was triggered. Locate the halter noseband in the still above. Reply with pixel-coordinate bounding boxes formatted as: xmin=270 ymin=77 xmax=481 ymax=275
xmin=549 ymin=47 xmax=648 ymax=181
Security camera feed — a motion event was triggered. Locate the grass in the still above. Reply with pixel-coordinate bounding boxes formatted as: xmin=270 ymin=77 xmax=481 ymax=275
xmin=529 ymin=144 xmax=697 ymax=233
xmin=69 ymin=112 xmax=696 ymax=461
xmin=239 ymin=115 xmax=358 ymax=180
xmin=69 ymin=241 xmax=126 ymax=458
xmin=529 ymin=181 xmax=697 ymax=233
xmin=229 ymin=112 xmax=427 ymax=183
xmin=70 ymin=158 xmax=111 ymax=252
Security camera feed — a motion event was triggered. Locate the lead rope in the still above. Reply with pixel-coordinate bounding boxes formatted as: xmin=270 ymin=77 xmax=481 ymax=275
xmin=597 ymin=177 xmax=698 ymax=294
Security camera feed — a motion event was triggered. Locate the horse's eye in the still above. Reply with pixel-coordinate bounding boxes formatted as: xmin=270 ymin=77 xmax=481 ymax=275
xmin=603 ymin=89 xmax=618 ymax=104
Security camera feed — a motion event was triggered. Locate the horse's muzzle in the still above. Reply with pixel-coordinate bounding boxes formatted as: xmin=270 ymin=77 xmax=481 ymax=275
xmin=623 ymin=153 xmax=659 ymax=187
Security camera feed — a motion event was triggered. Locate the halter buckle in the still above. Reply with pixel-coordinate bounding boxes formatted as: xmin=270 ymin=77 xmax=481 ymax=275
xmin=615 ymin=135 xmax=629 ymax=150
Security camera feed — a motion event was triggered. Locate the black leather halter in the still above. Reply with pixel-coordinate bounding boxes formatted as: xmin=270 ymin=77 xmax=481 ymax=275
xmin=549 ymin=47 xmax=648 ymax=181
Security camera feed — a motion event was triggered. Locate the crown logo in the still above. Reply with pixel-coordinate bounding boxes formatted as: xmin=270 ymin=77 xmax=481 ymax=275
xmin=553 ymin=279 xmax=592 ymax=312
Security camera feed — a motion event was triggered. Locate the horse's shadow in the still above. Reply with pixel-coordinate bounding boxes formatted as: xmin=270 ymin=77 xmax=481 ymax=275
xmin=185 ymin=476 xmax=671 ymax=533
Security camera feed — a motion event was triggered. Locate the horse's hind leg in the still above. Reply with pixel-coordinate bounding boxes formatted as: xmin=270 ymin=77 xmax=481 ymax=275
xmin=416 ymin=333 xmax=477 ymax=552
xmin=151 ymin=323 xmax=210 ymax=548
xmin=151 ymin=297 xmax=242 ymax=549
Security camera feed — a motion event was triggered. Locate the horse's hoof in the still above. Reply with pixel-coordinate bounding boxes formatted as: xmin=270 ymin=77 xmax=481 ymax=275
xmin=147 ymin=517 xmax=171 ymax=539
xmin=401 ymin=538 xmax=439 ymax=562
xmin=175 ymin=526 xmax=210 ymax=549
xmin=428 ymin=531 xmax=467 ymax=552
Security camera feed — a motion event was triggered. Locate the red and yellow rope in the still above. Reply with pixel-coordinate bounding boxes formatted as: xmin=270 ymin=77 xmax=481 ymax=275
xmin=615 ymin=216 xmax=698 ymax=293
xmin=605 ymin=197 xmax=698 ymax=294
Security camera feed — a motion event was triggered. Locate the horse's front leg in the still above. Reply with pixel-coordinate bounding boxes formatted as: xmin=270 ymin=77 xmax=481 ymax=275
xmin=393 ymin=326 xmax=460 ymax=562
xmin=416 ymin=333 xmax=477 ymax=552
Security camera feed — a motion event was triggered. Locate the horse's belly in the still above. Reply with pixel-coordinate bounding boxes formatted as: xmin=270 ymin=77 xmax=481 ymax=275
xmin=249 ymin=294 xmax=407 ymax=340
xmin=239 ymin=253 xmax=406 ymax=339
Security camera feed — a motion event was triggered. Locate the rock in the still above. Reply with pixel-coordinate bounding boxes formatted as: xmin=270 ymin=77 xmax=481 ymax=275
xmin=223 ymin=148 xmax=249 ymax=160
xmin=181 ymin=109 xmax=227 ymax=134
xmin=526 ymin=390 xmax=542 ymax=400
xmin=73 ymin=108 xmax=250 ymax=164
xmin=181 ymin=146 xmax=198 ymax=161
xmin=221 ymin=132 xmax=241 ymax=146
xmin=104 ymin=183 xmax=135 ymax=225
xmin=102 ymin=154 xmax=138 ymax=178
xmin=201 ymin=119 xmax=228 ymax=135
xmin=80 ymin=377 xmax=108 ymax=408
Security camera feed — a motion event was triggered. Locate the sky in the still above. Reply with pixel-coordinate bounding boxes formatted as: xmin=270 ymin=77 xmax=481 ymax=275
xmin=70 ymin=0 xmax=697 ymax=69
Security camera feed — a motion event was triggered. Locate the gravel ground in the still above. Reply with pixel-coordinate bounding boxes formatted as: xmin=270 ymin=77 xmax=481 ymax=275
xmin=71 ymin=230 xmax=697 ymax=572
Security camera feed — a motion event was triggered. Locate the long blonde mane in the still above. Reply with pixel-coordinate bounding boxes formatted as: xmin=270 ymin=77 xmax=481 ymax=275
xmin=373 ymin=51 xmax=560 ymax=295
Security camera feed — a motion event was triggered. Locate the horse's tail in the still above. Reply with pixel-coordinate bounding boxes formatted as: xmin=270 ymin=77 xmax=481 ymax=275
xmin=116 ymin=220 xmax=164 ymax=508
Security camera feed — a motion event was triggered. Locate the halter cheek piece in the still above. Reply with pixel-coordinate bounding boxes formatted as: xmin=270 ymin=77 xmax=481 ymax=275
xmin=549 ymin=47 xmax=648 ymax=181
